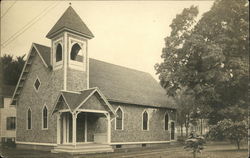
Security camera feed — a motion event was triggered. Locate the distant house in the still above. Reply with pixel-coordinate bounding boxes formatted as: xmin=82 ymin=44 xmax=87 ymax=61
xmin=11 ymin=6 xmax=177 ymax=154
xmin=0 ymin=85 xmax=16 ymax=143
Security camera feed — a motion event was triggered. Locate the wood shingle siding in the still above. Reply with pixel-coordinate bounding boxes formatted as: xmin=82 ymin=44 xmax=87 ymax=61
xmin=110 ymin=103 xmax=175 ymax=143
xmin=17 ymin=51 xmax=63 ymax=144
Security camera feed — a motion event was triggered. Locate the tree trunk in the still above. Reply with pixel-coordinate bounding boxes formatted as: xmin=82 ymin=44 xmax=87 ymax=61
xmin=193 ymin=151 xmax=196 ymax=158
xmin=237 ymin=140 xmax=240 ymax=150
xmin=180 ymin=124 xmax=183 ymax=137
xmin=185 ymin=115 xmax=190 ymax=138
xmin=200 ymin=118 xmax=203 ymax=135
xmin=185 ymin=124 xmax=189 ymax=138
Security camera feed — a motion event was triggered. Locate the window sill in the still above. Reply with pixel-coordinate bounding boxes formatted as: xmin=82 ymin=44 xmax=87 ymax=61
xmin=115 ymin=129 xmax=124 ymax=131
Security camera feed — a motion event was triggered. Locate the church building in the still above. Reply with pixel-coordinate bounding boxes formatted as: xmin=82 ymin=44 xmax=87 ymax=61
xmin=11 ymin=6 xmax=177 ymax=154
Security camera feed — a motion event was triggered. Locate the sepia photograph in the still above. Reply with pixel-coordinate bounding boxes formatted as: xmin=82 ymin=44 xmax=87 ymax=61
xmin=0 ymin=0 xmax=249 ymax=158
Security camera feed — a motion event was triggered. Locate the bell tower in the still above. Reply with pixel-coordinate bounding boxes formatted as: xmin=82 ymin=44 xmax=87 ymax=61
xmin=46 ymin=6 xmax=94 ymax=91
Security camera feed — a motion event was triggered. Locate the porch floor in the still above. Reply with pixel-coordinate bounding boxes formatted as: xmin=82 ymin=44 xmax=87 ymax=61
xmin=51 ymin=143 xmax=114 ymax=154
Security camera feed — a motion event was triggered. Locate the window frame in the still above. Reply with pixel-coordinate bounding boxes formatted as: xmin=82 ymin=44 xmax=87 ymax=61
xmin=27 ymin=108 xmax=32 ymax=130
xmin=42 ymin=105 xmax=48 ymax=130
xmin=6 ymin=117 xmax=16 ymax=130
xmin=115 ymin=106 xmax=124 ymax=130
xmin=142 ymin=110 xmax=149 ymax=131
xmin=33 ymin=76 xmax=41 ymax=92
xmin=53 ymin=38 xmax=63 ymax=70
xmin=70 ymin=43 xmax=84 ymax=62
xmin=68 ymin=37 xmax=87 ymax=71
xmin=164 ymin=112 xmax=169 ymax=131
xmin=55 ymin=43 xmax=63 ymax=62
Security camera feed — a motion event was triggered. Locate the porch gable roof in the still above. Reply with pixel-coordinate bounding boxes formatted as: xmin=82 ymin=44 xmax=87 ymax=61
xmin=52 ymin=88 xmax=116 ymax=115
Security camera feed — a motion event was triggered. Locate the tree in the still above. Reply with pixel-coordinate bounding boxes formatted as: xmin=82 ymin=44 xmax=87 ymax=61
xmin=1 ymin=54 xmax=25 ymax=86
xmin=155 ymin=0 xmax=249 ymax=125
xmin=184 ymin=131 xmax=206 ymax=158
xmin=175 ymin=88 xmax=197 ymax=137
xmin=209 ymin=119 xmax=248 ymax=150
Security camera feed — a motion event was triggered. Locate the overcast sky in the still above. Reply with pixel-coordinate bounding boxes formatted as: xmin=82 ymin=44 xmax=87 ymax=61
xmin=1 ymin=1 xmax=213 ymax=80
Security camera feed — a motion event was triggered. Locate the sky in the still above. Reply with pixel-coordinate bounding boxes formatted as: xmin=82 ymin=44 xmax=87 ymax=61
xmin=1 ymin=1 xmax=214 ymax=80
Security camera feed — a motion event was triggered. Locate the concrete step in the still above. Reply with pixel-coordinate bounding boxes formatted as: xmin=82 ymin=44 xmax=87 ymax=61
xmin=51 ymin=144 xmax=114 ymax=154
xmin=55 ymin=144 xmax=111 ymax=149
xmin=51 ymin=147 xmax=114 ymax=154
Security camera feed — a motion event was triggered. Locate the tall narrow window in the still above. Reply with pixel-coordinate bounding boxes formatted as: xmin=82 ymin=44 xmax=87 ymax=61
xmin=165 ymin=113 xmax=169 ymax=130
xmin=27 ymin=108 xmax=32 ymax=130
xmin=6 ymin=117 xmax=16 ymax=130
xmin=56 ymin=44 xmax=62 ymax=62
xmin=42 ymin=106 xmax=48 ymax=129
xmin=70 ymin=43 xmax=83 ymax=62
xmin=142 ymin=111 xmax=149 ymax=130
xmin=115 ymin=107 xmax=123 ymax=130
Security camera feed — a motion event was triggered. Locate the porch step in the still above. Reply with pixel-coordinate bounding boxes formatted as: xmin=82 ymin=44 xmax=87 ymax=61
xmin=51 ymin=143 xmax=114 ymax=154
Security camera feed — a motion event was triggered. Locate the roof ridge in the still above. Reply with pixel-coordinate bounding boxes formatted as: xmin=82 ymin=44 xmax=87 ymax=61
xmin=89 ymin=58 xmax=151 ymax=75
xmin=28 ymin=43 xmax=152 ymax=76
xmin=32 ymin=43 xmax=50 ymax=49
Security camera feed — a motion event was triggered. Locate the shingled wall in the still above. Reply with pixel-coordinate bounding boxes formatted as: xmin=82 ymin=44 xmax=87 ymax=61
xmin=110 ymin=103 xmax=176 ymax=143
xmin=17 ymin=49 xmax=63 ymax=144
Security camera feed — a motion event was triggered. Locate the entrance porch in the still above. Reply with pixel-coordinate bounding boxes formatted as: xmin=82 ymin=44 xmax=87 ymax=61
xmin=51 ymin=88 xmax=116 ymax=154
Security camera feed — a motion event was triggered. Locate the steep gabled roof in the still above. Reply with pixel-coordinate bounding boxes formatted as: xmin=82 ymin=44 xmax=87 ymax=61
xmin=46 ymin=6 xmax=94 ymax=39
xmin=33 ymin=43 xmax=51 ymax=66
xmin=11 ymin=43 xmax=49 ymax=105
xmin=89 ymin=59 xmax=175 ymax=108
xmin=12 ymin=43 xmax=175 ymax=109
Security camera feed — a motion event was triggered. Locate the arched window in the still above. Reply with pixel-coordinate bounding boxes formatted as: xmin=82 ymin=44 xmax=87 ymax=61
xmin=42 ymin=106 xmax=48 ymax=129
xmin=56 ymin=44 xmax=62 ymax=62
xmin=142 ymin=110 xmax=149 ymax=130
xmin=70 ymin=43 xmax=83 ymax=62
xmin=164 ymin=113 xmax=169 ymax=130
xmin=27 ymin=108 xmax=32 ymax=130
xmin=115 ymin=107 xmax=123 ymax=130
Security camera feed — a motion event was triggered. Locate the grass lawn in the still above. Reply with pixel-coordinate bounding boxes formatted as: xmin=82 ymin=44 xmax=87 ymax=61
xmin=154 ymin=142 xmax=248 ymax=158
xmin=0 ymin=141 xmax=248 ymax=158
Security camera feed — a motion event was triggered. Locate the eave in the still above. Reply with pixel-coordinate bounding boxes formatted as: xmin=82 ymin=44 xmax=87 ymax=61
xmin=10 ymin=43 xmax=49 ymax=105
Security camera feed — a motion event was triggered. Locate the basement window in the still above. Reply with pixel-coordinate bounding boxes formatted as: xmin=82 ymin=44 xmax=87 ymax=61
xmin=142 ymin=144 xmax=147 ymax=147
xmin=116 ymin=145 xmax=122 ymax=148
xmin=34 ymin=77 xmax=41 ymax=91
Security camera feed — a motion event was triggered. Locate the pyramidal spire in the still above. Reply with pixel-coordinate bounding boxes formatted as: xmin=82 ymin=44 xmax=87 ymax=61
xmin=46 ymin=6 xmax=94 ymax=39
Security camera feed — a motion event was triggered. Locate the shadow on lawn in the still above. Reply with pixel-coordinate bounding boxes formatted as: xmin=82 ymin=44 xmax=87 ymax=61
xmin=207 ymin=149 xmax=247 ymax=153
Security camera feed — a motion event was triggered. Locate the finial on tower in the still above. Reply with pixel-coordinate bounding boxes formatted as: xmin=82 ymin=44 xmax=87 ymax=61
xmin=69 ymin=2 xmax=71 ymax=6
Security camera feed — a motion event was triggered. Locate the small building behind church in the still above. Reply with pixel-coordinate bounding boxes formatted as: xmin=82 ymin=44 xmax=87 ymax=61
xmin=0 ymin=85 xmax=16 ymax=143
xmin=11 ymin=6 xmax=177 ymax=154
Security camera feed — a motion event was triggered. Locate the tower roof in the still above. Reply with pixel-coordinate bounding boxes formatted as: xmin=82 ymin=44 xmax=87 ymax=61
xmin=46 ymin=6 xmax=94 ymax=39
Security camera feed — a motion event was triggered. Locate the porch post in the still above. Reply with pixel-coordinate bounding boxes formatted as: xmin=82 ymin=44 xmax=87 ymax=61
xmin=56 ymin=112 xmax=61 ymax=144
xmin=72 ymin=112 xmax=77 ymax=146
xmin=107 ymin=113 xmax=111 ymax=144
xmin=63 ymin=114 xmax=67 ymax=144
xmin=85 ymin=113 xmax=87 ymax=142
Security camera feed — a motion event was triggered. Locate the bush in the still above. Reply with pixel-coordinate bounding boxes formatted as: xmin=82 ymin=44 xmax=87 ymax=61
xmin=207 ymin=119 xmax=247 ymax=150
xmin=184 ymin=131 xmax=206 ymax=158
